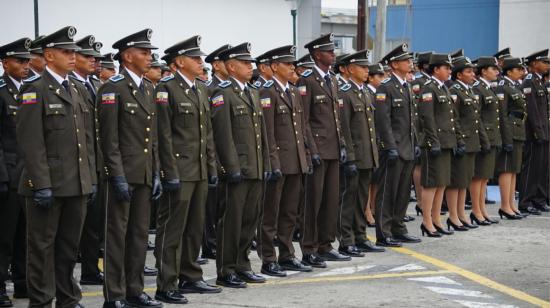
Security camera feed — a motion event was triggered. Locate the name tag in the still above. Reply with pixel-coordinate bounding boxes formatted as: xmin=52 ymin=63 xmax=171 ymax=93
xmin=126 ymin=103 xmax=138 ymax=108
xmin=48 ymin=103 xmax=63 ymax=109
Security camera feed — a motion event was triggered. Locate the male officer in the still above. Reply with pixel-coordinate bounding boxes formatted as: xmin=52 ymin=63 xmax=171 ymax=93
xmin=374 ymin=44 xmax=421 ymax=247
xmin=334 ymin=53 xmax=350 ymax=86
xmin=0 ymin=37 xmax=32 ymax=306
xmin=98 ymin=29 xmax=162 ymax=308
xmin=145 ymin=53 xmax=163 ymax=86
xmin=17 ymin=26 xmax=96 ymax=308
xmin=99 ymin=53 xmax=117 ymax=83
xmin=254 ymin=51 xmax=273 ymax=88
xmin=519 ymin=49 xmax=550 ymax=214
xmin=154 ymin=36 xmax=221 ymax=304
xmin=294 ymin=54 xmax=315 ymax=77
xmin=494 ymin=48 xmax=512 ymax=68
xmin=71 ymin=34 xmax=105 ymax=286
xmin=298 ymin=33 xmax=349 ymax=267
xmin=337 ymin=49 xmax=385 ymax=257
xmin=257 ymin=45 xmax=312 ymax=277
xmin=27 ymin=36 xmax=46 ymax=78
xmin=210 ymin=42 xmax=270 ymax=288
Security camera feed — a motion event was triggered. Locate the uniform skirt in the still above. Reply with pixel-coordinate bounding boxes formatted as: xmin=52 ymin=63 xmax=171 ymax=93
xmin=449 ymin=153 xmax=476 ymax=189
xmin=495 ymin=141 xmax=524 ymax=174
xmin=421 ymin=149 xmax=451 ymax=188
xmin=474 ymin=147 xmax=496 ymax=179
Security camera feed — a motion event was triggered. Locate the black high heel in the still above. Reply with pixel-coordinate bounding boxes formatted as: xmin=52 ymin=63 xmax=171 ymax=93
xmin=367 ymin=221 xmax=376 ymax=228
xmin=415 ymin=205 xmax=423 ymax=216
xmin=470 ymin=213 xmax=491 ymax=226
xmin=513 ymin=209 xmax=528 ymax=218
xmin=447 ymin=218 xmax=468 ymax=231
xmin=459 ymin=218 xmax=478 ymax=229
xmin=420 ymin=224 xmax=442 ymax=237
xmin=484 ymin=215 xmax=499 ymax=224
xmin=434 ymin=224 xmax=453 ymax=235
xmin=498 ymin=209 xmax=522 ymax=220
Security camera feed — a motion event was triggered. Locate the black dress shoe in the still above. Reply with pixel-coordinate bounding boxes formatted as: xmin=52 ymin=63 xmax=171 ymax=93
xmin=484 ymin=216 xmax=499 ymax=224
xmin=301 ymin=254 xmax=327 ymax=268
xmin=216 ymin=273 xmax=247 ymax=288
xmin=154 ymin=290 xmax=187 ymax=304
xmin=356 ymin=240 xmax=385 ymax=252
xmin=197 ymin=256 xmax=208 ymax=265
xmin=102 ymin=300 xmax=131 ymax=308
xmin=519 ymin=206 xmax=541 ymax=215
xmin=319 ymin=249 xmax=352 ymax=261
xmin=127 ymin=292 xmax=162 ymax=307
xmin=0 ymin=291 xmax=12 ymax=308
xmin=143 ymin=266 xmax=158 ymax=276
xmin=393 ymin=234 xmax=421 ymax=243
xmin=536 ymin=204 xmax=550 ymax=212
xmin=147 ymin=241 xmax=155 ymax=251
xmin=261 ymin=262 xmax=286 ymax=277
xmin=458 ymin=218 xmax=478 ymax=229
xmin=237 ymin=271 xmax=266 ymax=283
xmin=279 ymin=258 xmax=313 ymax=272
xmin=201 ymin=249 xmax=216 ymax=260
xmin=80 ymin=272 xmax=104 ymax=285
xmin=376 ymin=237 xmax=402 ymax=247
xmin=338 ymin=246 xmax=365 ymax=257
xmin=179 ymin=280 xmax=222 ymax=294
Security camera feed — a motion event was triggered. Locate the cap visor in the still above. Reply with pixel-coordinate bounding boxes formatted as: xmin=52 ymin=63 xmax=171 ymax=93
xmin=234 ymin=55 xmax=256 ymax=62
xmin=78 ymin=50 xmax=103 ymax=57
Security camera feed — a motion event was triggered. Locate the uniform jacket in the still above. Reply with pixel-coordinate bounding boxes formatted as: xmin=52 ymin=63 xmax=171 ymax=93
xmin=0 ymin=76 xmax=23 ymax=188
xmin=520 ymin=73 xmax=549 ymax=141
xmin=496 ymin=77 xmax=527 ymax=144
xmin=473 ymin=79 xmax=502 ymax=147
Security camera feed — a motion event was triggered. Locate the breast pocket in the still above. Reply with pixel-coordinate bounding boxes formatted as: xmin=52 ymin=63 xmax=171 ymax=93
xmin=313 ymin=95 xmax=328 ymax=114
xmin=392 ymin=98 xmax=404 ymax=109
xmin=276 ymin=104 xmax=290 ymax=125
xmin=44 ymin=103 xmax=67 ymax=130
xmin=121 ymin=102 xmax=139 ymax=128
xmin=177 ymin=102 xmax=195 ymax=128
xmin=232 ymin=105 xmax=250 ymax=128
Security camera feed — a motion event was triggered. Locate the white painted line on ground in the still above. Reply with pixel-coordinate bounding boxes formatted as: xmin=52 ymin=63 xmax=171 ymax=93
xmin=258 ymin=271 xmax=300 ymax=279
xmin=454 ymin=299 xmax=518 ymax=308
xmin=407 ymin=276 xmax=462 ymax=285
xmin=313 ymin=265 xmax=376 ymax=277
xmin=424 ymin=286 xmax=493 ymax=298
xmin=387 ymin=263 xmax=426 ymax=272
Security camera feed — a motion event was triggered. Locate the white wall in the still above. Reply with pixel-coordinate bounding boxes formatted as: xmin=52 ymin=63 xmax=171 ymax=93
xmin=0 ymin=0 xmax=295 ymax=58
xmin=499 ymin=0 xmax=550 ymax=57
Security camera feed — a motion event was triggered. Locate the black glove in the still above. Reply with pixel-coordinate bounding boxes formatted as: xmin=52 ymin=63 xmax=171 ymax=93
xmin=343 ymin=163 xmax=358 ymax=177
xmin=481 ymin=145 xmax=492 ymax=154
xmin=0 ymin=182 xmax=8 ymax=199
xmin=162 ymin=178 xmax=181 ymax=192
xmin=414 ymin=146 xmax=421 ymax=159
xmin=340 ymin=147 xmax=348 ymax=164
xmin=32 ymin=188 xmax=53 ymax=209
xmin=311 ymin=154 xmax=322 ymax=167
xmin=268 ymin=169 xmax=283 ymax=182
xmin=88 ymin=184 xmax=97 ymax=205
xmin=503 ymin=144 xmax=513 ymax=152
xmin=228 ymin=171 xmax=242 ymax=184
xmin=151 ymin=173 xmax=163 ymax=201
xmin=110 ymin=176 xmax=131 ymax=202
xmin=454 ymin=144 xmax=466 ymax=157
xmin=208 ymin=175 xmax=219 ymax=188
xmin=387 ymin=149 xmax=399 ymax=161
xmin=429 ymin=146 xmax=442 ymax=157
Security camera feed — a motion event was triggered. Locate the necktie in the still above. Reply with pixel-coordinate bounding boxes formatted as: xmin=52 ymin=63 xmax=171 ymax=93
xmin=285 ymin=88 xmax=292 ymax=102
xmin=403 ymin=82 xmax=411 ymax=99
xmin=324 ymin=74 xmax=332 ymax=90
xmin=85 ymin=81 xmax=96 ymax=102
xmin=61 ymin=80 xmax=72 ymax=98
xmin=139 ymin=81 xmax=144 ymax=94
xmin=244 ymin=86 xmax=253 ymax=104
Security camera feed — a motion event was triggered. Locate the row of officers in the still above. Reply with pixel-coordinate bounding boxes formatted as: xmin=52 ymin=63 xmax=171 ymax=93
xmin=0 ymin=26 xmax=549 ymax=308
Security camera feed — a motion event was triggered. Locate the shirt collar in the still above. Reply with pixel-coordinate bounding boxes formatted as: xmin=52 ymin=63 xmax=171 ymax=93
xmin=432 ymin=76 xmax=445 ymax=88
xmin=214 ymin=74 xmax=226 ymax=83
xmin=367 ymin=84 xmax=377 ymax=93
xmin=126 ymin=68 xmax=143 ymax=87
xmin=351 ymin=80 xmax=364 ymax=90
xmin=480 ymin=77 xmax=492 ymax=88
xmin=177 ymin=70 xmax=195 ymax=88
xmin=272 ymin=76 xmax=288 ymax=91
xmin=392 ymin=72 xmax=406 ymax=86
xmin=504 ymin=76 xmax=516 ymax=85
xmin=232 ymin=77 xmax=246 ymax=91
xmin=314 ymin=64 xmax=329 ymax=79
xmin=72 ymin=71 xmax=88 ymax=83
xmin=457 ymin=80 xmax=470 ymax=89
xmin=8 ymin=75 xmax=22 ymax=91
xmin=45 ymin=66 xmax=69 ymax=86
xmin=30 ymin=68 xmax=40 ymax=77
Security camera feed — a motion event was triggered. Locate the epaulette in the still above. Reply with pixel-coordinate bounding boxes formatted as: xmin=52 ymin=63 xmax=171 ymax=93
xmin=23 ymin=74 xmax=41 ymax=83
xmin=498 ymin=79 xmax=505 ymax=86
xmin=414 ymin=72 xmax=423 ymax=79
xmin=249 ymin=82 xmax=258 ymax=89
xmin=340 ymin=83 xmax=351 ymax=92
xmin=423 ymin=79 xmax=432 ymax=86
xmin=160 ymin=75 xmax=174 ymax=83
xmin=263 ymin=80 xmax=274 ymax=88
xmin=91 ymin=75 xmax=100 ymax=81
xmin=109 ymin=74 xmax=125 ymax=83
xmin=219 ymin=80 xmax=232 ymax=88
xmin=473 ymin=81 xmax=480 ymax=87
xmin=451 ymin=83 xmax=461 ymax=90
xmin=301 ymin=69 xmax=312 ymax=77
xmin=381 ymin=77 xmax=391 ymax=84
xmin=253 ymin=80 xmax=262 ymax=88
xmin=525 ymin=73 xmax=532 ymax=80
xmin=0 ymin=79 xmax=5 ymax=88
xmin=205 ymin=79 xmax=212 ymax=86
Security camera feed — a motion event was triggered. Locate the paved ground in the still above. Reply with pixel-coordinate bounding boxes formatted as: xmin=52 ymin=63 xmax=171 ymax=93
xmin=5 ymin=187 xmax=550 ymax=307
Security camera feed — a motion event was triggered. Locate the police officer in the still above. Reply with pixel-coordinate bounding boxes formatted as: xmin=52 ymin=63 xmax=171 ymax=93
xmin=145 ymin=53 xmax=163 ymax=87
xmin=374 ymin=44 xmax=420 ymax=247
xmin=154 ymin=36 xmax=221 ymax=304
xmin=70 ymin=34 xmax=105 ymax=286
xmin=254 ymin=51 xmax=273 ymax=88
xmin=98 ymin=29 xmax=162 ymax=308
xmin=99 ymin=53 xmax=117 ymax=83
xmin=294 ymin=54 xmax=315 ymax=77
xmin=519 ymin=49 xmax=550 ymax=214
xmin=0 ymin=37 xmax=32 ymax=306
xmin=210 ymin=42 xmax=270 ymax=288
xmin=337 ymin=49 xmax=385 ymax=256
xmin=298 ymin=33 xmax=349 ymax=267
xmin=27 ymin=36 xmax=46 ymax=78
xmin=334 ymin=53 xmax=350 ymax=86
xmin=257 ymin=45 xmax=312 ymax=277
xmin=17 ymin=26 xmax=96 ymax=308
xmin=494 ymin=48 xmax=512 ymax=69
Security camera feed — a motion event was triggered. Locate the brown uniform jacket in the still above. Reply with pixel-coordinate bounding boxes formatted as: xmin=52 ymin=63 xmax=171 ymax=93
xmin=521 ymin=73 xmax=549 ymax=141
xmin=473 ymin=79 xmax=502 ymax=147
xmin=16 ymin=70 xmax=96 ymax=196
xmin=339 ymin=81 xmax=378 ymax=169
xmin=297 ymin=68 xmax=345 ymax=160
xmin=260 ymin=79 xmax=309 ymax=175
xmin=210 ymin=77 xmax=270 ymax=180
xmin=97 ymin=68 xmax=159 ymax=186
xmin=0 ymin=76 xmax=23 ymax=188
xmin=496 ymin=77 xmax=527 ymax=144
xmin=155 ymin=72 xmax=216 ymax=182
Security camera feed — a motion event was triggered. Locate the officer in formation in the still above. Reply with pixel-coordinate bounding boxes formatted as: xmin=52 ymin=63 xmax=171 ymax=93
xmin=1 ymin=27 xmax=550 ymax=307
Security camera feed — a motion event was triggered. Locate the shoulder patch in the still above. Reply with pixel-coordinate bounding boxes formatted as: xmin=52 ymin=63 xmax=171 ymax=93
xmin=23 ymin=74 xmax=41 ymax=83
xmin=340 ymin=83 xmax=351 ymax=92
xmin=160 ymin=75 xmax=174 ymax=82
xmin=298 ymin=85 xmax=307 ymax=96
xmin=101 ymin=93 xmax=116 ymax=105
xmin=253 ymin=80 xmax=262 ymax=88
xmin=205 ymin=79 xmax=212 ymax=86
xmin=421 ymin=92 xmax=433 ymax=103
xmin=301 ymin=69 xmax=313 ymax=77
xmin=260 ymin=97 xmax=271 ymax=108
xmin=375 ymin=93 xmax=386 ymax=102
xmin=523 ymin=87 xmax=532 ymax=94
xmin=0 ymin=79 xmax=5 ymax=88
xmin=219 ymin=80 xmax=232 ymax=88
xmin=381 ymin=78 xmax=391 ymax=84
xmin=525 ymin=73 xmax=532 ymax=80
xmin=156 ymin=91 xmax=169 ymax=104
xmin=497 ymin=93 xmax=505 ymax=100
xmin=21 ymin=92 xmax=37 ymax=104
xmin=263 ymin=80 xmax=274 ymax=88
xmin=109 ymin=74 xmax=125 ymax=83
xmin=211 ymin=94 xmax=225 ymax=107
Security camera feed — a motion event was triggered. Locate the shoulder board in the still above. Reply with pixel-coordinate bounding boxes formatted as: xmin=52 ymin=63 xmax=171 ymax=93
xmin=414 ymin=72 xmax=423 ymax=79
xmin=219 ymin=80 xmax=232 ymax=88
xmin=498 ymin=79 xmax=505 ymax=86
xmin=205 ymin=79 xmax=212 ymax=86
xmin=68 ymin=75 xmax=80 ymax=81
xmin=109 ymin=74 xmax=125 ymax=83
xmin=473 ymin=81 xmax=480 ymax=87
xmin=423 ymin=79 xmax=432 ymax=86
xmin=249 ymin=82 xmax=259 ymax=89
xmin=340 ymin=83 xmax=351 ymax=92
xmin=0 ymin=79 xmax=5 ymax=88
xmin=525 ymin=73 xmax=532 ymax=80
xmin=253 ymin=80 xmax=262 ymax=88
xmin=91 ymin=75 xmax=100 ymax=81
xmin=160 ymin=75 xmax=174 ymax=83
xmin=23 ymin=74 xmax=41 ymax=83
xmin=301 ymin=69 xmax=313 ymax=77
xmin=263 ymin=80 xmax=274 ymax=88
xmin=381 ymin=78 xmax=391 ymax=84
xmin=451 ymin=83 xmax=461 ymax=90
